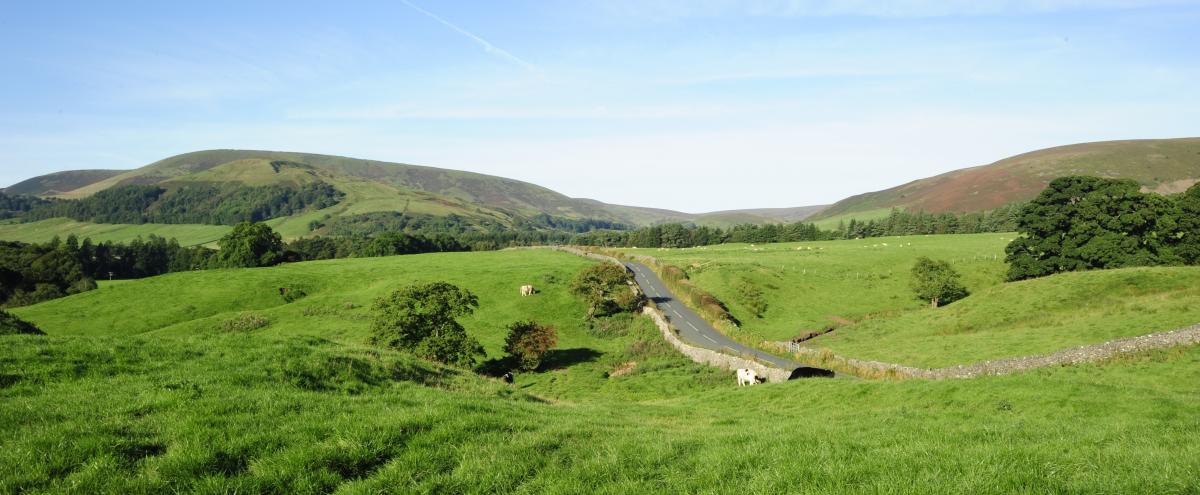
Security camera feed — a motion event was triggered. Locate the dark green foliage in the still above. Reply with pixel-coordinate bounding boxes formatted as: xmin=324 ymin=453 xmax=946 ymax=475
xmin=504 ymin=321 xmax=558 ymax=371
xmin=572 ymin=206 xmax=1020 ymax=249
xmin=1176 ymin=183 xmax=1200 ymax=265
xmin=0 ymin=192 xmax=53 ymax=220
xmin=0 ymin=239 xmax=95 ymax=307
xmin=213 ymin=222 xmax=284 ymax=268
xmin=20 ymin=183 xmax=343 ymax=225
xmin=570 ymin=264 xmax=641 ymax=318
xmin=910 ymin=257 xmax=969 ymax=308
xmin=0 ymin=309 xmax=43 ymax=335
xmin=1005 ymin=176 xmax=1183 ymax=281
xmin=371 ymin=282 xmax=484 ymax=367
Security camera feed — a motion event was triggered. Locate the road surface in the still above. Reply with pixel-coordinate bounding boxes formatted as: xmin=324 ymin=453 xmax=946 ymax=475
xmin=624 ymin=261 xmax=805 ymax=371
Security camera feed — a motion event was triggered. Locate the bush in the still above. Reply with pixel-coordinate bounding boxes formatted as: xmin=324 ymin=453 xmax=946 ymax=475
xmin=371 ymin=282 xmax=484 ymax=368
xmin=504 ymin=321 xmax=558 ymax=371
xmin=910 ymin=257 xmax=969 ymax=308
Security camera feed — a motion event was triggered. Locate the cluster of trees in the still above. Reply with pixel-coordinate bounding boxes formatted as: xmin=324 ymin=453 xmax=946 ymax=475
xmin=571 ymin=207 xmax=1020 ymax=249
xmin=14 ymin=182 xmax=343 ymax=225
xmin=286 ymin=232 xmax=468 ymax=262
xmin=318 ymin=211 xmax=625 ymax=251
xmin=0 ymin=239 xmax=96 ymax=307
xmin=369 ymin=263 xmax=645 ymax=373
xmin=369 ymin=281 xmax=561 ymax=372
xmin=839 ymin=205 xmax=1021 ymax=239
xmin=0 ymin=234 xmax=218 ymax=307
xmin=0 ymin=193 xmax=51 ymax=220
xmin=1006 ymin=176 xmax=1200 ymax=280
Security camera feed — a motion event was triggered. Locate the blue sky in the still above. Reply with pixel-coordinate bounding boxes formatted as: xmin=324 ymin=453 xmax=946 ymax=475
xmin=2 ymin=0 xmax=1198 ymax=212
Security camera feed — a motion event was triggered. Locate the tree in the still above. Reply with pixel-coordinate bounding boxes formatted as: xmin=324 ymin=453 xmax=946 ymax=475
xmin=503 ymin=320 xmax=558 ymax=371
xmin=1177 ymin=182 xmax=1200 ymax=264
xmin=213 ymin=222 xmax=284 ymax=268
xmin=570 ymin=264 xmax=640 ymax=318
xmin=910 ymin=257 xmax=969 ymax=308
xmin=371 ymin=281 xmax=484 ymax=367
xmin=1004 ymin=176 xmax=1177 ymax=281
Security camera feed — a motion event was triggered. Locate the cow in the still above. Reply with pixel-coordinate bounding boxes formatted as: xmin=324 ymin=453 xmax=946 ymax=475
xmin=520 ymin=285 xmax=535 ymax=296
xmin=736 ymin=368 xmax=759 ymax=386
xmin=501 ymin=372 xmax=514 ymax=384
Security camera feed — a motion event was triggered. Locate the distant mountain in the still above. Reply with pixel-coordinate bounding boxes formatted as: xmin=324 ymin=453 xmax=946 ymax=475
xmin=812 ymin=138 xmax=1200 ymax=220
xmin=3 ymin=169 xmax=124 ymax=196
xmin=10 ymin=149 xmax=824 ymax=229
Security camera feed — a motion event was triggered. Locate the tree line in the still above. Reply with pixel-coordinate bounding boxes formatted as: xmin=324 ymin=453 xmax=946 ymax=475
xmin=569 ymin=206 xmax=1020 ymax=249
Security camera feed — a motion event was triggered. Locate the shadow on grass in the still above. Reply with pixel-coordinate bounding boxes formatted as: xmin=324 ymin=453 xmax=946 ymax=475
xmin=538 ymin=348 xmax=603 ymax=371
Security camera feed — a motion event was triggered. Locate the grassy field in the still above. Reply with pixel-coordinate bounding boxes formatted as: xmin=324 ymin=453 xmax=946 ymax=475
xmin=0 ymin=218 xmax=231 ymax=246
xmin=805 ymin=266 xmax=1200 ymax=367
xmin=614 ymin=233 xmax=1013 ymax=341
xmin=3 ymin=248 xmax=1200 ymax=492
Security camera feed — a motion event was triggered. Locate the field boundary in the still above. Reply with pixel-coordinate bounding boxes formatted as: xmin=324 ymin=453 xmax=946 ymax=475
xmin=778 ymin=323 xmax=1200 ymax=379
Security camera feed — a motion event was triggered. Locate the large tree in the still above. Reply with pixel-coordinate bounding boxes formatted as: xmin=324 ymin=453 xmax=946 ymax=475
xmin=371 ymin=281 xmax=484 ymax=367
xmin=1004 ymin=176 xmax=1179 ymax=281
xmin=570 ymin=264 xmax=640 ymax=318
xmin=1176 ymin=182 xmax=1200 ymax=265
xmin=910 ymin=257 xmax=969 ymax=308
xmin=213 ymin=222 xmax=284 ymax=268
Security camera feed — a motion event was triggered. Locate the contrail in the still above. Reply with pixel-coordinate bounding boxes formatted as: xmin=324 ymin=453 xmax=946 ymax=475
xmin=399 ymin=0 xmax=539 ymax=72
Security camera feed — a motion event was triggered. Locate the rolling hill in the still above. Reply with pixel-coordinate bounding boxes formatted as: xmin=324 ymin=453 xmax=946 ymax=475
xmin=23 ymin=149 xmax=816 ymax=228
xmin=813 ymin=137 xmax=1200 ymax=220
xmin=2 ymin=169 xmax=124 ymax=196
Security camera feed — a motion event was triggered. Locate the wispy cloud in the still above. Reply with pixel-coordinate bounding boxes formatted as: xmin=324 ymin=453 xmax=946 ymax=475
xmin=601 ymin=0 xmax=1194 ymax=20
xmin=399 ymin=0 xmax=539 ymax=73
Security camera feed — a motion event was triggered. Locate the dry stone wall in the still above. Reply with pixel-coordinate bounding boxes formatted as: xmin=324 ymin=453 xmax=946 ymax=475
xmin=779 ymin=323 xmax=1200 ymax=379
xmin=645 ymin=307 xmax=792 ymax=383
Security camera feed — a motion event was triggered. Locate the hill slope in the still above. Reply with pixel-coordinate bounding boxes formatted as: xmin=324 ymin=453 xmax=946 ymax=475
xmin=815 ymin=138 xmax=1200 ymax=219
xmin=3 ymin=169 xmax=124 ymax=196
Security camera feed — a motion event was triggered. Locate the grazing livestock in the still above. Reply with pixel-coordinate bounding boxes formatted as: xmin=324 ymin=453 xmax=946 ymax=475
xmin=520 ymin=285 xmax=535 ymax=296
xmin=501 ymin=372 xmax=514 ymax=384
xmin=736 ymin=368 xmax=759 ymax=386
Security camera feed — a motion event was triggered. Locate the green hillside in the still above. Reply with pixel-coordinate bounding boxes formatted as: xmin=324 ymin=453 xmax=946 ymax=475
xmin=2 ymin=169 xmax=124 ymax=196
xmin=806 ymin=266 xmax=1200 ymax=367
xmin=3 ymin=249 xmax=1199 ymax=492
xmin=814 ymin=137 xmax=1200 ymax=220
xmin=0 ymin=218 xmax=231 ymax=246
xmin=615 ymin=233 xmax=1013 ymax=342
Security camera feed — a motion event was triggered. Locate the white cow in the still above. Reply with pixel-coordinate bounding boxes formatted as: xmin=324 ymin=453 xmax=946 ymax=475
xmin=520 ymin=285 xmax=535 ymax=296
xmin=736 ymin=368 xmax=759 ymax=386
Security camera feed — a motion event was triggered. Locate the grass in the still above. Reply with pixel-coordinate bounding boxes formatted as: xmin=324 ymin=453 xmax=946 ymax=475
xmin=2 ymin=332 xmax=1198 ymax=492
xmin=805 ymin=266 xmax=1200 ymax=368
xmin=3 ymin=246 xmax=1200 ymax=492
xmin=0 ymin=217 xmax=231 ymax=246
xmin=613 ymin=233 xmax=1013 ymax=342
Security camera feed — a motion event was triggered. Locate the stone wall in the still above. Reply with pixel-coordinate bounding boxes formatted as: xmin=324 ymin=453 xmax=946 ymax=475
xmin=778 ymin=322 xmax=1200 ymax=379
xmin=644 ymin=307 xmax=792 ymax=383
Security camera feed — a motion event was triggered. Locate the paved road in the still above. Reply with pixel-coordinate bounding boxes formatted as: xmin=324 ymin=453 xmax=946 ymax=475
xmin=624 ymin=261 xmax=804 ymax=371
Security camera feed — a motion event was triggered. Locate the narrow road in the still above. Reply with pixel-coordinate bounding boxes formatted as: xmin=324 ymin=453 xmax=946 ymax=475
xmin=624 ymin=261 xmax=804 ymax=371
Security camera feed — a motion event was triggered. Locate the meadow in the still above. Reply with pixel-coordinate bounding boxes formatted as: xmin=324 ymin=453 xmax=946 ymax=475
xmin=3 ymin=248 xmax=1200 ymax=492
xmin=0 ymin=217 xmax=231 ymax=246
xmin=613 ymin=233 xmax=1013 ymax=342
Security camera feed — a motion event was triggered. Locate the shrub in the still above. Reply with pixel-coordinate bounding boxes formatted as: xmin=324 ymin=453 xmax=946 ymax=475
xmin=371 ymin=282 xmax=484 ymax=368
xmin=504 ymin=321 xmax=558 ymax=371
xmin=910 ymin=257 xmax=969 ymax=308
